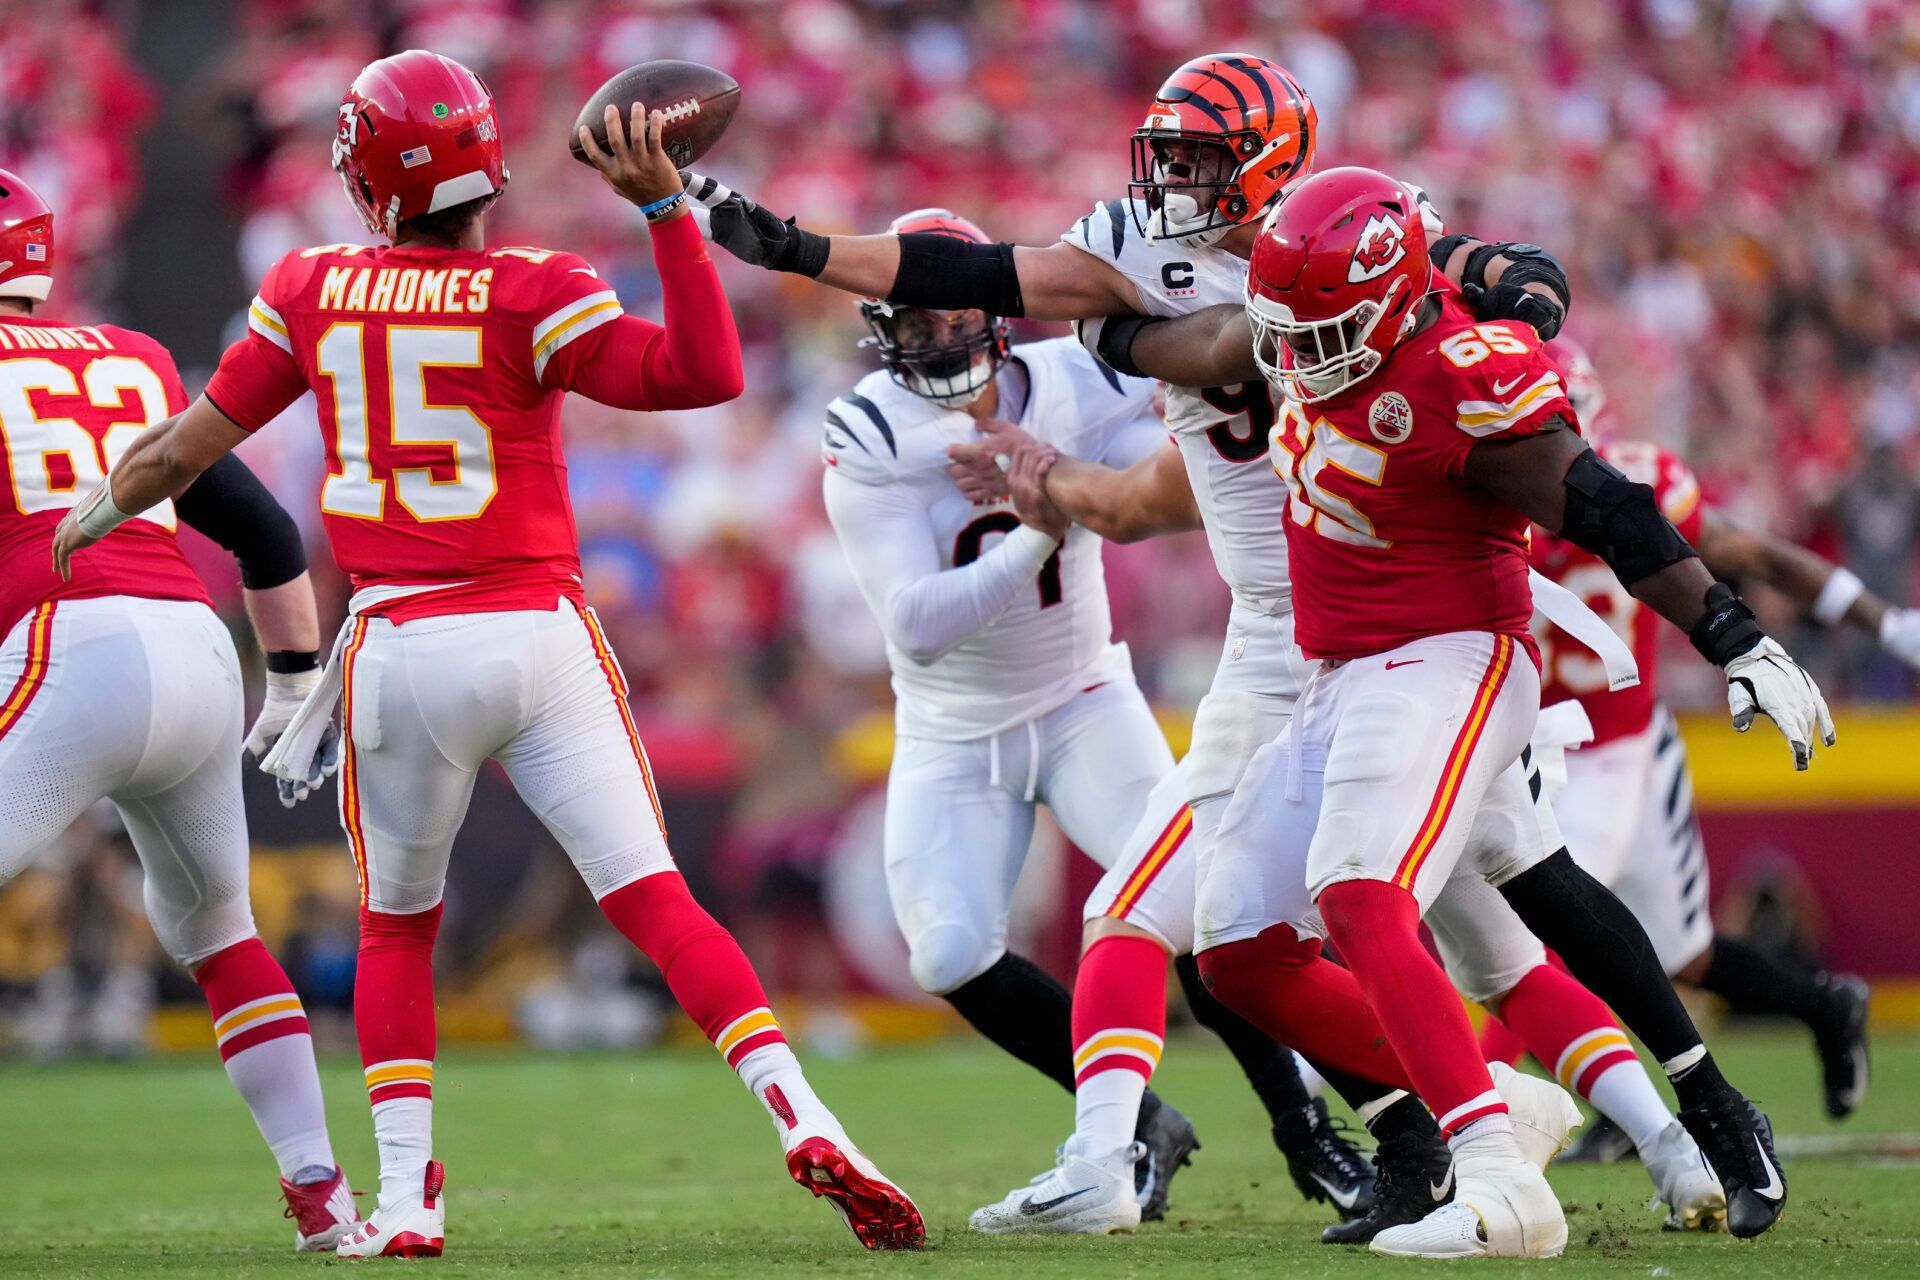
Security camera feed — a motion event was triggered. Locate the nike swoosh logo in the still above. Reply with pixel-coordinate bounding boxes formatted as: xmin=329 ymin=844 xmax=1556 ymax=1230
xmin=1312 ymin=1172 xmax=1362 ymax=1210
xmin=1021 ymin=1186 xmax=1097 ymax=1216
xmin=1385 ymin=659 xmax=1424 ymax=670
xmin=1492 ymin=374 xmax=1526 ymax=396
xmin=1750 ymin=1136 xmax=1784 ymax=1201
xmin=1430 ymin=1162 xmax=1456 ymax=1203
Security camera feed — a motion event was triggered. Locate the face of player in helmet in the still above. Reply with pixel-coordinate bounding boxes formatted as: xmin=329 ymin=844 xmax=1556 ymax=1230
xmin=1132 ymin=132 xmax=1249 ymax=245
xmin=861 ymin=303 xmax=1009 ymax=406
xmin=1249 ymin=289 xmax=1401 ymax=404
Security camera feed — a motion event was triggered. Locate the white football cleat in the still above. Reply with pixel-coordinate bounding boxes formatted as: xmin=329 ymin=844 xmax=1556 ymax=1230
xmin=1489 ymin=1061 xmax=1582 ymax=1169
xmin=969 ymin=1138 xmax=1144 ymax=1236
xmin=1643 ymin=1120 xmax=1727 ymax=1231
xmin=1371 ymin=1149 xmax=1567 ymax=1259
xmin=281 ymin=1165 xmax=360 ymax=1252
xmin=336 ymin=1160 xmax=445 ymax=1259
xmin=783 ymin=1120 xmax=925 ymax=1250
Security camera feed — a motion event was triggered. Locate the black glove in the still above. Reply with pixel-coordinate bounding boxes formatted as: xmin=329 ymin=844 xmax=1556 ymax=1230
xmin=682 ymin=173 xmax=830 ymax=277
xmin=1467 ymin=279 xmax=1564 ymax=341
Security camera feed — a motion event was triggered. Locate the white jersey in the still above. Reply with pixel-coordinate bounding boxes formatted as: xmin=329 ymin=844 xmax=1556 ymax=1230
xmin=1062 ymin=197 xmax=1290 ymax=614
xmin=823 ymin=337 xmax=1164 ymax=741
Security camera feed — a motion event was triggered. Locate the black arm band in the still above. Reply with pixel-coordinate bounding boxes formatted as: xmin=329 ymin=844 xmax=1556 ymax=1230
xmin=1091 ymin=314 xmax=1165 ymax=379
xmin=1559 ymin=448 xmax=1698 ymax=587
xmin=1688 ymin=582 xmax=1766 ymax=667
xmin=174 ymin=453 xmax=308 ymax=590
xmin=264 ymin=649 xmax=319 ymax=674
xmin=888 ymin=233 xmax=1026 ymax=318
xmin=1428 ymin=233 xmax=1477 ymax=273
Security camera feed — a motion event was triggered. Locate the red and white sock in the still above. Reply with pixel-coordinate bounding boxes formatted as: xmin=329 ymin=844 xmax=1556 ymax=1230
xmin=600 ymin=871 xmax=825 ymax=1136
xmin=356 ymin=905 xmax=440 ymax=1208
xmin=1318 ymin=880 xmax=1510 ymax=1142
xmin=1070 ymin=936 xmax=1167 ymax=1157
xmin=1196 ymin=924 xmax=1417 ymax=1094
xmin=1494 ymin=961 xmax=1670 ymax=1152
xmin=195 ymin=936 xmax=335 ymax=1179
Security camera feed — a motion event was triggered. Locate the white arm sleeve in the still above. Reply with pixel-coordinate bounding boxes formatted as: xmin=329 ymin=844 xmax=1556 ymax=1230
xmin=823 ymin=470 xmax=1059 ymax=667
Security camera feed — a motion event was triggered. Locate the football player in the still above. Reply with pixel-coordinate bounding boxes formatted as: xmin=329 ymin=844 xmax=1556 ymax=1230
xmin=0 ymin=169 xmax=360 ymax=1250
xmin=826 ymin=207 xmax=1370 ymax=1233
xmin=53 ymin=52 xmax=923 ymax=1256
xmin=683 ymin=53 xmax=1583 ymax=1245
xmin=1090 ymin=165 xmax=1832 ymax=1256
xmin=1505 ymin=340 xmax=1894 ymax=1154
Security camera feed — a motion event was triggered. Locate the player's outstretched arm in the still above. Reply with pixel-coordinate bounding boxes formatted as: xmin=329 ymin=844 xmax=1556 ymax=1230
xmin=1695 ymin=512 xmax=1920 ymax=668
xmin=684 ymin=175 xmax=1136 ymax=320
xmin=52 ymin=397 xmax=250 ymax=578
xmin=1467 ymin=425 xmax=1835 ymax=768
xmin=950 ymin=421 xmax=1200 ymax=544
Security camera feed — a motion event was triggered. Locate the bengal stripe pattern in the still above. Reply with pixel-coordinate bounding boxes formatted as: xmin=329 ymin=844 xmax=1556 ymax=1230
xmin=712 ymin=1006 xmax=787 ymax=1070
xmin=1072 ymin=1027 xmax=1164 ymax=1086
xmin=1437 ymin=1087 xmax=1508 ymax=1139
xmin=1104 ymin=806 xmax=1193 ymax=920
xmin=365 ymin=1058 xmax=434 ymax=1106
xmin=339 ymin=617 xmax=373 ymax=905
xmin=1390 ymin=635 xmax=1515 ymax=890
xmin=1553 ymin=1027 xmax=1640 ymax=1096
xmin=579 ymin=607 xmax=666 ymax=841
xmin=0 ymin=602 xmax=55 ymax=742
xmin=213 ymin=992 xmax=311 ymax=1061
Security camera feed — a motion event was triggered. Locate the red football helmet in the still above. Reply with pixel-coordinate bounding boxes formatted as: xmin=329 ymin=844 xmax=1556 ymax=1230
xmin=1246 ymin=167 xmax=1434 ymax=404
xmin=332 ymin=50 xmax=507 ymax=240
xmin=859 ymin=209 xmax=1010 ymax=405
xmin=0 ymin=169 xmax=55 ymax=302
xmin=1129 ymin=53 xmax=1316 ymax=244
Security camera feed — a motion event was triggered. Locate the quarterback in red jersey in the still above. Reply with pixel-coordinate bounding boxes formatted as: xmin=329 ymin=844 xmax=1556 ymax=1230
xmin=1502 ymin=342 xmax=1908 ymax=1151
xmin=0 ymin=169 xmax=363 ymax=1249
xmin=55 ymin=51 xmax=922 ymax=1257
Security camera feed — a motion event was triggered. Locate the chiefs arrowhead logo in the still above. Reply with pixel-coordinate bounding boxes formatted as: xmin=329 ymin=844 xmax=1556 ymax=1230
xmin=1349 ymin=213 xmax=1407 ymax=283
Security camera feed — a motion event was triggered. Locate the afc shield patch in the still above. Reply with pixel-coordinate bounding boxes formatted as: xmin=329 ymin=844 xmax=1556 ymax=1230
xmin=1369 ymin=390 xmax=1414 ymax=444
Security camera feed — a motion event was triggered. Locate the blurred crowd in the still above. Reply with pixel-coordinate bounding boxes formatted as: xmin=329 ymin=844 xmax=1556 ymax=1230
xmin=3 ymin=0 xmax=1918 ymax=1042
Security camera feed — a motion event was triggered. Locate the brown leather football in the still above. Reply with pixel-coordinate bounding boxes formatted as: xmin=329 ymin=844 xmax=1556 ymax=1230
xmin=569 ymin=60 xmax=740 ymax=169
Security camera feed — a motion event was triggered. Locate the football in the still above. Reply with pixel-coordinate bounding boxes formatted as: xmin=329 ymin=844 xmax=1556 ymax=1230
xmin=569 ymin=60 xmax=740 ymax=169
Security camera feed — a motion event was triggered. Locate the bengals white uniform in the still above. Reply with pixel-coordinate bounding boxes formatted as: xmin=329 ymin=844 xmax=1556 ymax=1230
xmin=823 ymin=337 xmax=1194 ymax=990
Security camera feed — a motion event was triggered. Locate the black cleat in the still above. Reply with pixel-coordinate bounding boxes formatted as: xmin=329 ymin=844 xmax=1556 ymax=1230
xmin=1813 ymin=974 xmax=1870 ymax=1119
xmin=1678 ymin=1092 xmax=1787 ymax=1239
xmin=1321 ymin=1120 xmax=1452 ymax=1245
xmin=1561 ymin=1113 xmax=1636 ymax=1164
xmin=1133 ymin=1092 xmax=1199 ymax=1223
xmin=1275 ymin=1098 xmax=1375 ymax=1221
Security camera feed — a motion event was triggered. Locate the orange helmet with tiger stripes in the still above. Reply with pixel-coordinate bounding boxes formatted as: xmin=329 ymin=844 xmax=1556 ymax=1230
xmin=1130 ymin=53 xmax=1316 ymax=245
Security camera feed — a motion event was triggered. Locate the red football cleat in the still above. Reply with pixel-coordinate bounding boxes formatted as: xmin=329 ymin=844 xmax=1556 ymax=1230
xmin=281 ymin=1165 xmax=361 ymax=1252
xmin=785 ymin=1132 xmax=926 ymax=1251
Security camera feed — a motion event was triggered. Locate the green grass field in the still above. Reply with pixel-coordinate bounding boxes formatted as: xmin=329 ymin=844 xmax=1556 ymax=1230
xmin=0 ymin=1027 xmax=1912 ymax=1277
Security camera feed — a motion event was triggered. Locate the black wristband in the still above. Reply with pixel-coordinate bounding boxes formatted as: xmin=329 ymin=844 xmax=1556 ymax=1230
xmin=265 ymin=649 xmax=320 ymax=675
xmin=776 ymin=222 xmax=831 ymax=278
xmin=1688 ymin=583 xmax=1765 ymax=667
xmin=1094 ymin=314 xmax=1164 ymax=379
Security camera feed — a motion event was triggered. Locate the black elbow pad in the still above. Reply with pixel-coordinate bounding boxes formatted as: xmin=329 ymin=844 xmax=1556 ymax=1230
xmin=1559 ymin=449 xmax=1697 ymax=586
xmin=174 ymin=453 xmax=308 ymax=589
xmin=889 ymin=233 xmax=1026 ymax=317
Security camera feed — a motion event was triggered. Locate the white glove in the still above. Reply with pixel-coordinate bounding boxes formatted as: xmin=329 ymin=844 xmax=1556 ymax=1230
xmin=1724 ymin=637 xmax=1836 ymax=771
xmin=1879 ymin=608 xmax=1920 ymax=668
xmin=245 ymin=668 xmax=340 ymax=807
